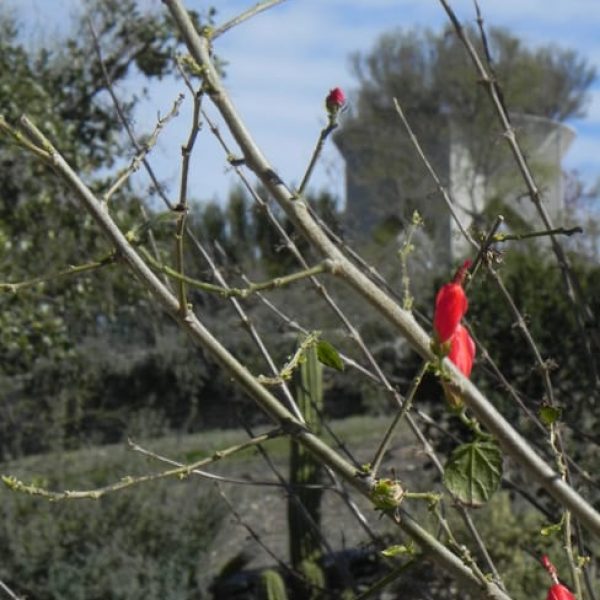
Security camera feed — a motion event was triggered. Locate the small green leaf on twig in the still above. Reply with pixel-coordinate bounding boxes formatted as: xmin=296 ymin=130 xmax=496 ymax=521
xmin=443 ymin=440 xmax=503 ymax=507
xmin=316 ymin=339 xmax=344 ymax=372
xmin=540 ymin=521 xmax=563 ymax=537
xmin=381 ymin=542 xmax=416 ymax=558
xmin=539 ymin=405 xmax=562 ymax=427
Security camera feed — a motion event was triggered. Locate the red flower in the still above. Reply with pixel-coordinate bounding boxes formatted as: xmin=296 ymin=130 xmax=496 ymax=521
xmin=434 ymin=260 xmax=475 ymax=407
xmin=448 ymin=324 xmax=475 ymax=378
xmin=547 ymin=584 xmax=576 ymax=600
xmin=325 ymin=87 xmax=346 ymax=113
xmin=433 ymin=260 xmax=471 ymax=343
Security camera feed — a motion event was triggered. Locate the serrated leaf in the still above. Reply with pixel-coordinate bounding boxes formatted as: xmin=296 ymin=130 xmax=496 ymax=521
xmin=539 ymin=405 xmax=562 ymax=426
xmin=443 ymin=440 xmax=503 ymax=507
xmin=316 ymin=339 xmax=344 ymax=372
xmin=381 ymin=543 xmax=415 ymax=557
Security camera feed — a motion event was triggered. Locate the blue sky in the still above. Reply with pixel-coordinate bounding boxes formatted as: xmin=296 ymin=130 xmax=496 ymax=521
xmin=8 ymin=0 xmax=600 ymax=207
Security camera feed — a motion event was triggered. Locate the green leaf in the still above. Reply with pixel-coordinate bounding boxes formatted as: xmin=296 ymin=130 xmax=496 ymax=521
xmin=316 ymin=339 xmax=344 ymax=372
xmin=539 ymin=405 xmax=562 ymax=426
xmin=381 ymin=543 xmax=416 ymax=558
xmin=540 ymin=521 xmax=563 ymax=537
xmin=443 ymin=440 xmax=503 ymax=507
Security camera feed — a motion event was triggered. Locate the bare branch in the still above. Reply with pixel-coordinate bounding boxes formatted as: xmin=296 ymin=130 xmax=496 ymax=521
xmin=212 ymin=0 xmax=288 ymax=39
xmin=2 ymin=429 xmax=283 ymax=500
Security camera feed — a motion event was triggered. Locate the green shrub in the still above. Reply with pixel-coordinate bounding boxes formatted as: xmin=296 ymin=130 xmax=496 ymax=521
xmin=0 ymin=448 xmax=224 ymax=599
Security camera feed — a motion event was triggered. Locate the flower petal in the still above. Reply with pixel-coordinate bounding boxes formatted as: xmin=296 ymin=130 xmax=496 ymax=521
xmin=448 ymin=325 xmax=475 ymax=378
xmin=434 ymin=282 xmax=468 ymax=343
xmin=547 ymin=583 xmax=576 ymax=600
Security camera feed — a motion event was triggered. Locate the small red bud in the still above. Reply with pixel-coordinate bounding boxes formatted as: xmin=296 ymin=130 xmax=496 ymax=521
xmin=325 ymin=87 xmax=346 ymax=114
xmin=453 ymin=259 xmax=472 ymax=285
xmin=541 ymin=555 xmax=558 ymax=582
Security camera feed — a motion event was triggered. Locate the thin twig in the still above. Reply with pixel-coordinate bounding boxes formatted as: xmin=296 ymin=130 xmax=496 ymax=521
xmin=297 ymin=122 xmax=337 ymax=196
xmin=88 ymin=19 xmax=175 ymax=210
xmin=438 ymin=0 xmax=600 ymax=386
xmin=103 ymin=94 xmax=184 ymax=204
xmin=0 ymin=254 xmax=115 ymax=292
xmin=88 ymin=17 xmax=176 ymax=295
xmin=354 ymin=557 xmax=420 ymax=600
xmin=2 ymin=429 xmax=283 ymax=500
xmin=130 ymin=438 xmax=332 ymax=489
xmin=493 ymin=226 xmax=583 ymax=243
xmin=216 ymin=484 xmax=297 ymax=577
xmin=215 ymin=484 xmax=334 ymax=598
xmin=393 ymin=97 xmax=479 ymax=250
xmin=371 ymin=361 xmax=429 ymax=477
xmin=173 ymin=79 xmax=203 ymax=317
xmin=140 ymin=247 xmax=331 ymax=298
xmin=212 ymin=0 xmax=288 ymax=39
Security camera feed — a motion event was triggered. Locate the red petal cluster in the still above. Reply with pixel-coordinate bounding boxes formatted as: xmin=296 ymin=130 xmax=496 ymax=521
xmin=433 ymin=260 xmax=475 ymax=377
xmin=546 ymin=583 xmax=576 ymax=600
xmin=447 ymin=324 xmax=475 ymax=378
xmin=325 ymin=87 xmax=346 ymax=112
xmin=434 ymin=280 xmax=468 ymax=343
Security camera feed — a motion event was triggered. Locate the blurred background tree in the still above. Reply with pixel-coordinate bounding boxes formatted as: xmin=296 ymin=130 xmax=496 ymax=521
xmin=335 ymin=26 xmax=595 ymax=265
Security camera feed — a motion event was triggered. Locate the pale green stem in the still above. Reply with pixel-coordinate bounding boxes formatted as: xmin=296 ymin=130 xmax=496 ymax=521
xmin=550 ymin=423 xmax=584 ymax=599
xmin=297 ymin=122 xmax=337 ymax=196
xmin=174 ymin=83 xmax=203 ymax=317
xmin=371 ymin=361 xmax=429 ymax=477
xmin=0 ymin=254 xmax=115 ymax=292
xmin=212 ymin=0 xmax=288 ymax=39
xmin=2 ymin=429 xmax=282 ymax=500
xmin=102 ymin=94 xmax=184 ymax=204
xmin=174 ymin=213 xmax=188 ymax=316
xmin=493 ymin=226 xmax=583 ymax=243
xmin=354 ymin=558 xmax=420 ymax=600
xmin=0 ymin=115 xmax=51 ymax=162
xmin=141 ymin=246 xmax=330 ymax=298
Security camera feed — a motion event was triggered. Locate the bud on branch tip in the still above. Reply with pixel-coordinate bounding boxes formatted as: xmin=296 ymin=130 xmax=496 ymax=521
xmin=325 ymin=87 xmax=346 ymax=117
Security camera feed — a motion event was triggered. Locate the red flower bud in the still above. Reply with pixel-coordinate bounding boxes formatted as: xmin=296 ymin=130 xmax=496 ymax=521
xmin=541 ymin=555 xmax=558 ymax=581
xmin=448 ymin=324 xmax=475 ymax=378
xmin=541 ymin=555 xmax=575 ymax=600
xmin=325 ymin=87 xmax=346 ymax=113
xmin=546 ymin=583 xmax=576 ymax=600
xmin=433 ymin=260 xmax=471 ymax=343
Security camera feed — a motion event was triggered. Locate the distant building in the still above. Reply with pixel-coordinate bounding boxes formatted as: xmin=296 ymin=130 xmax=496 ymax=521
xmin=335 ymin=113 xmax=575 ymax=266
